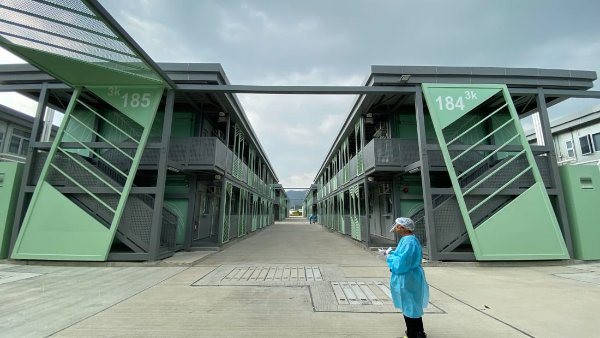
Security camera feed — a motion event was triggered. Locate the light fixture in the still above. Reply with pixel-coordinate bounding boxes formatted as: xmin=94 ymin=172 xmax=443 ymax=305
xmin=167 ymin=166 xmax=181 ymax=173
xmin=214 ymin=174 xmax=222 ymax=181
xmin=365 ymin=113 xmax=374 ymax=124
xmin=399 ymin=74 xmax=411 ymax=83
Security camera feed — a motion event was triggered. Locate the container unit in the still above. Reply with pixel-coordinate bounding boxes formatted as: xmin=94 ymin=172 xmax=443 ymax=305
xmin=559 ymin=165 xmax=600 ymax=260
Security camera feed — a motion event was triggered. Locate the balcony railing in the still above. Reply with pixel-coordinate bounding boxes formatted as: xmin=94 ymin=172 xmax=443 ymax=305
xmin=164 ymin=137 xmax=229 ymax=172
xmin=363 ymin=138 xmax=420 ymax=172
xmin=0 ymin=152 xmax=26 ymax=163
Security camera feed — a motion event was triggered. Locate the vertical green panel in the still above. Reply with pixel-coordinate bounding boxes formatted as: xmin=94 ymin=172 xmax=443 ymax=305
xmin=560 ymin=165 xmax=600 ymax=260
xmin=422 ymin=83 xmax=568 ymax=260
xmin=221 ymin=182 xmax=232 ymax=243
xmin=238 ymin=189 xmax=247 ymax=237
xmin=0 ymin=162 xmax=23 ymax=258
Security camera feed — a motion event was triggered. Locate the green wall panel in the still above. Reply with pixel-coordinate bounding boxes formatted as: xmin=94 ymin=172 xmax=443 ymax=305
xmin=171 ymin=112 xmax=195 ymax=137
xmin=0 ymin=162 xmax=23 ymax=259
xmin=473 ymin=183 xmax=569 ymax=260
xmin=11 ymin=182 xmax=111 ymax=261
xmin=560 ymin=165 xmax=600 ymax=260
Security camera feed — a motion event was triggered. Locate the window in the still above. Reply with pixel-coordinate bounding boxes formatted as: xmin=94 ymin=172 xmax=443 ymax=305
xmin=566 ymin=140 xmax=575 ymax=158
xmin=593 ymin=133 xmax=600 ymax=152
xmin=579 ymin=135 xmax=593 ymax=155
xmin=0 ymin=131 xmax=4 ymax=151
xmin=8 ymin=128 xmax=31 ymax=156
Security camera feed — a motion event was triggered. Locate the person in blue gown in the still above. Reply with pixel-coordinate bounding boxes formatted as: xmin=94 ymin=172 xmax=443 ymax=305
xmin=387 ymin=217 xmax=429 ymax=338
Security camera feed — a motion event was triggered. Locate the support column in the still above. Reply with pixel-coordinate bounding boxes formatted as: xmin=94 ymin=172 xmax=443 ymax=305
xmin=414 ymin=87 xmax=438 ymax=260
xmin=363 ymin=177 xmax=371 ymax=247
xmin=184 ymin=175 xmax=197 ymax=250
xmin=9 ymin=82 xmax=48 ymax=255
xmin=149 ymin=90 xmax=175 ymax=260
xmin=536 ymin=89 xmax=574 ymax=256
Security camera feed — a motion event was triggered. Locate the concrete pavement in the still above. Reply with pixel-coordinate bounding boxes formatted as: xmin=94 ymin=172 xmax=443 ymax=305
xmin=1 ymin=218 xmax=599 ymax=337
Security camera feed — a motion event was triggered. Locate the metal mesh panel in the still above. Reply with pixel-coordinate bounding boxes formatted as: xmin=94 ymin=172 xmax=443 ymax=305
xmin=373 ymin=139 xmax=420 ymax=166
xmin=49 ymin=151 xmax=125 ymax=190
xmin=118 ymin=196 xmax=152 ymax=248
xmin=43 ymin=0 xmax=95 ymax=15
xmin=140 ymin=148 xmax=160 ymax=166
xmin=427 ymin=150 xmax=446 ymax=168
xmin=68 ymin=193 xmax=119 ymax=228
xmin=101 ymin=148 xmax=134 ymax=171
xmin=0 ymin=0 xmax=161 ymax=82
xmin=432 ymin=196 xmax=465 ymax=250
xmin=535 ymin=155 xmax=553 ymax=188
xmin=188 ymin=138 xmax=216 ymax=164
xmin=215 ymin=141 xmax=228 ymax=171
xmin=463 ymin=153 xmax=534 ymax=191
xmin=29 ymin=150 xmax=50 ymax=185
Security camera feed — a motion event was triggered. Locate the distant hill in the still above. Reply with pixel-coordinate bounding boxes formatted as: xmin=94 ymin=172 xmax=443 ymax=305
xmin=285 ymin=189 xmax=307 ymax=209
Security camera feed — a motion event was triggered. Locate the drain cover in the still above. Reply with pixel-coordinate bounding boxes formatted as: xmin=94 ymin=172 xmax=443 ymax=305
xmin=331 ymin=281 xmax=391 ymax=305
xmin=223 ymin=266 xmax=323 ymax=282
xmin=192 ymin=265 xmax=325 ymax=286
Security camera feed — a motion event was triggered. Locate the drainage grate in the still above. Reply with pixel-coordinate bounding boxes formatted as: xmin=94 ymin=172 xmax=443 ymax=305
xmin=223 ymin=266 xmax=323 ymax=282
xmin=331 ymin=281 xmax=392 ymax=305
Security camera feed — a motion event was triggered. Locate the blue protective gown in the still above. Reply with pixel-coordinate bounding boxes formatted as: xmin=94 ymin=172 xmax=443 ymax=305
xmin=386 ymin=235 xmax=429 ymax=318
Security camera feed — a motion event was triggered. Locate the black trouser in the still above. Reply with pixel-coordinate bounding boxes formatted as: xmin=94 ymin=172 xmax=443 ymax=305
xmin=403 ymin=315 xmax=424 ymax=337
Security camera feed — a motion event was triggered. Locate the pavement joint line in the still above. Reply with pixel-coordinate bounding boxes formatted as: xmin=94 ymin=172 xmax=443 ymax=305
xmin=188 ymin=265 xmax=220 ymax=286
xmin=552 ymin=273 xmax=600 ymax=286
xmin=47 ymin=266 xmax=190 ymax=337
xmin=428 ymin=284 xmax=535 ymax=337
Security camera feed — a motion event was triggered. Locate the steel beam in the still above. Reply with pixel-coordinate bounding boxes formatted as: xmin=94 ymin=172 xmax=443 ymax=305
xmin=536 ymin=89 xmax=574 ymax=257
xmin=414 ymin=87 xmax=438 ymax=260
xmin=509 ymin=88 xmax=600 ymax=98
xmin=177 ymin=84 xmax=417 ymax=94
xmin=148 ymin=90 xmax=174 ymax=260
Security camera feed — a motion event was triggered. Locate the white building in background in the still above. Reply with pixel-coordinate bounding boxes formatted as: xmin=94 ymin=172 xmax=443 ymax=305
xmin=527 ymin=104 xmax=600 ymax=165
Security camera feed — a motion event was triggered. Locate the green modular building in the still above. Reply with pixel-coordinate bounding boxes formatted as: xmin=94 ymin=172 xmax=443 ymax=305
xmin=0 ymin=0 xmax=288 ymax=261
xmin=1 ymin=0 xmax=599 ymax=262
xmin=307 ymin=67 xmax=600 ymax=261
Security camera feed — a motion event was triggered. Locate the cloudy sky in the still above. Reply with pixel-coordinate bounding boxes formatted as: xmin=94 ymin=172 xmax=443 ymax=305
xmin=2 ymin=0 xmax=600 ymax=188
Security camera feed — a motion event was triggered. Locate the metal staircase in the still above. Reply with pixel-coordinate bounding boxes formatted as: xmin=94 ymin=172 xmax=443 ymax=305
xmin=421 ymin=83 xmax=569 ymax=260
xmin=1 ymin=0 xmax=174 ymax=260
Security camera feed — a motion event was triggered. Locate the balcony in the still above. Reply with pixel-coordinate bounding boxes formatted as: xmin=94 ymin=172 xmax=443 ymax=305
xmin=143 ymin=137 xmax=230 ymax=173
xmin=363 ymin=138 xmax=420 ymax=173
